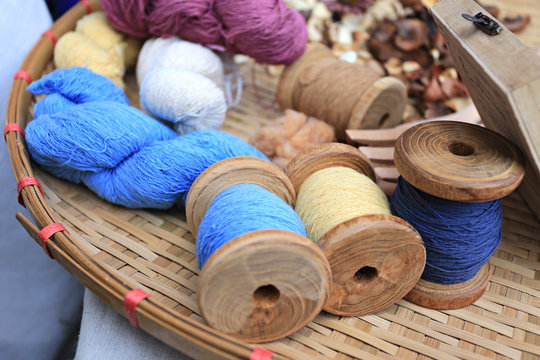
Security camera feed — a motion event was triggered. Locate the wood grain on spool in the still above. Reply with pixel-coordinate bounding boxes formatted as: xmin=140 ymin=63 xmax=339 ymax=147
xmin=285 ymin=143 xmax=425 ymax=316
xmin=394 ymin=121 xmax=525 ymax=202
xmin=277 ymin=43 xmax=407 ymax=141
xmin=405 ymin=263 xmax=491 ymax=310
xmin=185 ymin=156 xmax=295 ymax=236
xmin=394 ymin=121 xmax=525 ymax=310
xmin=187 ymin=157 xmax=331 ymax=343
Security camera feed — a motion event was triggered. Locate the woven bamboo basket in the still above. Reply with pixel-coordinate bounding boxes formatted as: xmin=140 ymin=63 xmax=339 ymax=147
xmin=5 ymin=1 xmax=540 ymax=359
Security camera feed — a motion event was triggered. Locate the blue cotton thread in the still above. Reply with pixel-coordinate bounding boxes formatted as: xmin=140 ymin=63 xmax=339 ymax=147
xmin=26 ymin=68 xmax=268 ymax=209
xmin=391 ymin=176 xmax=502 ymax=284
xmin=196 ymin=183 xmax=307 ymax=268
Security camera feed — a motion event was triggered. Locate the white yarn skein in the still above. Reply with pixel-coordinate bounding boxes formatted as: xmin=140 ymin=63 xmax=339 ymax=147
xmin=151 ymin=41 xmax=225 ymax=89
xmin=140 ymin=68 xmax=227 ymax=135
xmin=136 ymin=37 xmax=225 ymax=89
xmin=136 ymin=36 xmax=178 ymax=87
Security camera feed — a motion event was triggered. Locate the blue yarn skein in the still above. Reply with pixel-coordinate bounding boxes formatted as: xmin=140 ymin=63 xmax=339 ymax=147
xmin=26 ymin=101 xmax=267 ymax=209
xmin=196 ymin=183 xmax=307 ymax=268
xmin=390 ymin=176 xmax=502 ymax=284
xmin=28 ymin=67 xmax=129 ymax=117
xmin=26 ymin=68 xmax=267 ymax=209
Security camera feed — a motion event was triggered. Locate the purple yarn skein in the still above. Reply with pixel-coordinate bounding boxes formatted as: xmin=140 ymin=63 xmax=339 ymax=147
xmin=100 ymin=0 xmax=307 ymax=64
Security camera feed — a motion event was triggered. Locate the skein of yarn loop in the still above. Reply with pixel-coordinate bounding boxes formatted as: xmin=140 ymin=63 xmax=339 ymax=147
xmin=28 ymin=67 xmax=129 ymax=118
xmin=100 ymin=0 xmax=308 ymax=64
xmin=54 ymin=11 xmax=130 ymax=87
xmin=25 ymin=68 xmax=267 ymax=209
xmin=285 ymin=143 xmax=425 ymax=316
xmin=391 ymin=121 xmax=525 ymax=310
xmin=185 ymin=156 xmax=331 ymax=342
xmin=147 ymin=0 xmax=223 ymax=47
xmin=140 ymin=68 xmax=227 ymax=135
xmin=136 ymin=37 xmax=225 ymax=88
xmin=75 ymin=12 xmax=126 ymax=69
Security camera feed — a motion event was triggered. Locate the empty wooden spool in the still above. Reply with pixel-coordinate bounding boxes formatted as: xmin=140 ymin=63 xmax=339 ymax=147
xmin=285 ymin=143 xmax=426 ymax=316
xmin=394 ymin=121 xmax=525 ymax=309
xmin=277 ymin=43 xmax=407 ymax=141
xmin=185 ymin=156 xmax=332 ymax=343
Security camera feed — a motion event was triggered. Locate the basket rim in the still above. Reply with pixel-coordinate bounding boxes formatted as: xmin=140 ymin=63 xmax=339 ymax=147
xmin=3 ymin=1 xmax=279 ymax=359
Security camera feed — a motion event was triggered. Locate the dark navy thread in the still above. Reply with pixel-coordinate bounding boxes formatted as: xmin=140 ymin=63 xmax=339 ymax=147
xmin=391 ymin=176 xmax=502 ymax=284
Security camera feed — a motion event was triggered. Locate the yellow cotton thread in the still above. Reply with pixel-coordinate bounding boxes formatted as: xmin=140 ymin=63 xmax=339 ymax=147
xmin=296 ymin=166 xmax=391 ymax=242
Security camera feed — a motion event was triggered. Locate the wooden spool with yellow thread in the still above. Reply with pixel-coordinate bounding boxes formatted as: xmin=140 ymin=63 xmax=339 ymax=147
xmin=285 ymin=143 xmax=426 ymax=316
xmin=185 ymin=156 xmax=331 ymax=342
xmin=394 ymin=121 xmax=525 ymax=309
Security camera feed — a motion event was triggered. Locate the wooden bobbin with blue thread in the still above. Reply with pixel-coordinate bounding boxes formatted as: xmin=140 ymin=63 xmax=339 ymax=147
xmin=285 ymin=143 xmax=426 ymax=316
xmin=185 ymin=156 xmax=331 ymax=343
xmin=394 ymin=121 xmax=525 ymax=309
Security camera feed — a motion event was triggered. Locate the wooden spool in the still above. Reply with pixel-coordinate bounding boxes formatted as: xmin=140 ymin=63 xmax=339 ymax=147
xmin=276 ymin=43 xmax=407 ymax=141
xmin=185 ymin=156 xmax=331 ymax=343
xmin=394 ymin=121 xmax=525 ymax=309
xmin=285 ymin=143 xmax=426 ymax=316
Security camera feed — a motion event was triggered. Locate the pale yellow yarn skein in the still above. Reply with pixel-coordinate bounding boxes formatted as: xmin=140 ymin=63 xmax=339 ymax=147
xmin=296 ymin=166 xmax=391 ymax=242
xmin=75 ymin=11 xmax=126 ymax=69
xmin=54 ymin=32 xmax=124 ymax=87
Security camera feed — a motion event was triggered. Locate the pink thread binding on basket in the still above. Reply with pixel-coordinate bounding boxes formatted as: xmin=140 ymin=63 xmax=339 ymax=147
xmin=38 ymin=223 xmax=68 ymax=259
xmin=4 ymin=123 xmax=25 ymax=141
xmin=80 ymin=0 xmax=93 ymax=14
xmin=124 ymin=289 xmax=150 ymax=328
xmin=17 ymin=176 xmax=44 ymax=207
xmin=249 ymin=347 xmax=273 ymax=360
xmin=14 ymin=70 xmax=32 ymax=85
xmin=42 ymin=30 xmax=57 ymax=46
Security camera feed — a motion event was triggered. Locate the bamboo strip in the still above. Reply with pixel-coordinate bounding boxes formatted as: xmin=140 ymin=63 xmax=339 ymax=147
xmin=442 ymin=309 xmax=514 ymax=337
xmin=489 ymin=257 xmax=537 ymax=279
xmin=89 ymin=222 xmax=158 ymax=262
xmin=377 ymin=312 xmax=459 ymax=346
xmin=368 ymin=326 xmax=460 ymax=360
xmin=395 ymin=300 xmax=450 ymax=323
xmin=288 ymin=332 xmax=338 ymax=358
xmin=309 ymin=332 xmax=389 ymax=360
xmin=143 ymin=223 xmax=196 ymax=254
xmin=315 ymin=315 xmax=399 ymax=355
xmin=429 ymin=322 xmax=521 ymax=360
xmin=137 ymin=258 xmax=197 ymax=292
xmin=483 ymin=293 xmax=540 ymax=317
xmin=132 ymin=273 xmax=199 ymax=314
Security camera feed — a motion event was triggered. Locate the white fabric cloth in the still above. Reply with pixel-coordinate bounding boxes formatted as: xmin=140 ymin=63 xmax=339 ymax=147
xmin=75 ymin=290 xmax=192 ymax=360
xmin=0 ymin=1 xmax=85 ymax=359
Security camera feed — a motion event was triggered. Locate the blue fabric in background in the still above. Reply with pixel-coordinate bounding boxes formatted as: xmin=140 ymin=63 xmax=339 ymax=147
xmin=46 ymin=0 xmax=78 ymax=20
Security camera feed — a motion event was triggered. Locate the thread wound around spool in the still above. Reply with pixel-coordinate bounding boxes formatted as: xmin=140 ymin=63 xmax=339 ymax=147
xmin=286 ymin=143 xmax=425 ymax=315
xmin=188 ymin=156 xmax=331 ymax=342
xmin=277 ymin=43 xmax=406 ymax=140
xmin=393 ymin=121 xmax=524 ymax=310
xmin=285 ymin=142 xmax=375 ymax=194
xmin=276 ymin=43 xmax=334 ymax=111
xmin=186 ymin=156 xmax=296 ymax=236
xmin=394 ymin=121 xmax=525 ymax=202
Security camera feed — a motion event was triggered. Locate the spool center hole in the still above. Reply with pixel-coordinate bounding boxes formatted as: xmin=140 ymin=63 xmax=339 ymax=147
xmin=449 ymin=141 xmax=475 ymax=156
xmin=253 ymin=284 xmax=280 ymax=308
xmin=378 ymin=113 xmax=390 ymax=128
xmin=353 ymin=266 xmax=378 ymax=283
